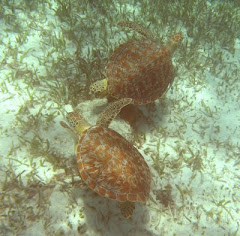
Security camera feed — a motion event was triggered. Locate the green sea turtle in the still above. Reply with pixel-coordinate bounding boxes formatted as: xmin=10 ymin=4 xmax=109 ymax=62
xmin=60 ymin=98 xmax=151 ymax=218
xmin=90 ymin=21 xmax=183 ymax=105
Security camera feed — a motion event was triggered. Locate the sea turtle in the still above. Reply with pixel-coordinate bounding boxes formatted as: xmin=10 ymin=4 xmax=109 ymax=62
xmin=90 ymin=21 xmax=183 ymax=105
xmin=60 ymin=98 xmax=151 ymax=218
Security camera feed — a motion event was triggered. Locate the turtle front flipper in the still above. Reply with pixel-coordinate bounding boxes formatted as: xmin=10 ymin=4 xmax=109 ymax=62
xmin=96 ymin=98 xmax=132 ymax=127
xmin=119 ymin=201 xmax=135 ymax=219
xmin=118 ymin=21 xmax=154 ymax=40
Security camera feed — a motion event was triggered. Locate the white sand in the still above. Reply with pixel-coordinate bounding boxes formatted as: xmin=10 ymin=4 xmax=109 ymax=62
xmin=0 ymin=1 xmax=239 ymax=236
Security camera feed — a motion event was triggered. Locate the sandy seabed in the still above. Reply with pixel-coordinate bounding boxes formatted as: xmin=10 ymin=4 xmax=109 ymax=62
xmin=0 ymin=1 xmax=240 ymax=235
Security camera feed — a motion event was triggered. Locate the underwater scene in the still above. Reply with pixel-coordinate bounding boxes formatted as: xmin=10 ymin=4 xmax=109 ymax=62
xmin=0 ymin=0 xmax=240 ymax=235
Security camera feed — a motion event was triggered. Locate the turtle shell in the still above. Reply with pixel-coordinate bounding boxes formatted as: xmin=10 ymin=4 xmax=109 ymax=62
xmin=76 ymin=125 xmax=151 ymax=202
xmin=106 ymin=40 xmax=175 ymax=105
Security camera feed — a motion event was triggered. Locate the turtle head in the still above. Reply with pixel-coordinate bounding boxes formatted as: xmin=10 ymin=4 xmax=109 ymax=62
xmin=166 ymin=33 xmax=183 ymax=54
xmin=90 ymin=78 xmax=108 ymax=97
xmin=66 ymin=111 xmax=91 ymax=136
xmin=172 ymin=33 xmax=183 ymax=43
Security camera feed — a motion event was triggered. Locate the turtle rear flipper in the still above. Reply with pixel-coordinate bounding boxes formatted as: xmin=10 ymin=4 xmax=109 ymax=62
xmin=96 ymin=98 xmax=132 ymax=127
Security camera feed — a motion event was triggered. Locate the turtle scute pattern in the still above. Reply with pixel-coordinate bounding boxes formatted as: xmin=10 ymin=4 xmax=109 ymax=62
xmin=106 ymin=39 xmax=175 ymax=105
xmin=76 ymin=125 xmax=151 ymax=202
